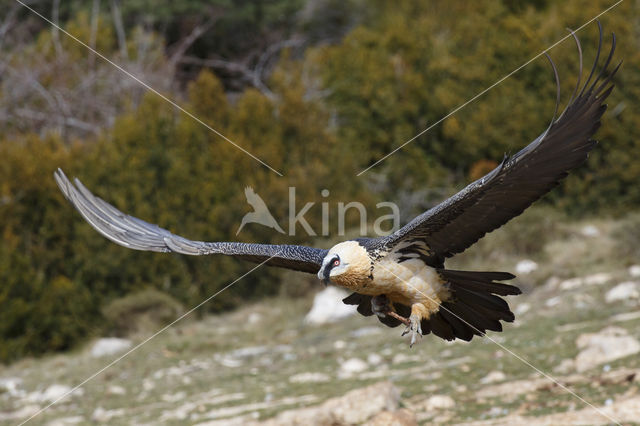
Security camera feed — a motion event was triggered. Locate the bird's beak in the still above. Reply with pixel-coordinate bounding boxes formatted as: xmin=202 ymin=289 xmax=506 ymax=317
xmin=318 ymin=266 xmax=330 ymax=286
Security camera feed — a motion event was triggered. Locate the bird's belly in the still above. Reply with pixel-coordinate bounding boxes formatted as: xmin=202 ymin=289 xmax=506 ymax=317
xmin=365 ymin=259 xmax=449 ymax=308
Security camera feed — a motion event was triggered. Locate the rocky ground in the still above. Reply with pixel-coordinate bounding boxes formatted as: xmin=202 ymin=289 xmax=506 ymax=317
xmin=1 ymin=216 xmax=640 ymax=425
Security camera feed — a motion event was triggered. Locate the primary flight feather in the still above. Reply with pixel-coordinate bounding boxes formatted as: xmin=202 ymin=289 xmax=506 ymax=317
xmin=55 ymin=26 xmax=619 ymax=347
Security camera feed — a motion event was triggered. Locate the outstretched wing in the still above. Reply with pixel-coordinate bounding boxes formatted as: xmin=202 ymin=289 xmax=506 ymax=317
xmin=54 ymin=169 xmax=327 ymax=274
xmin=373 ymin=26 xmax=620 ymax=265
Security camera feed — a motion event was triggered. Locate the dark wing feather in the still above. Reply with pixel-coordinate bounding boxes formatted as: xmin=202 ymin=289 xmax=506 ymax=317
xmin=54 ymin=169 xmax=327 ymax=274
xmin=374 ymin=26 xmax=619 ymax=262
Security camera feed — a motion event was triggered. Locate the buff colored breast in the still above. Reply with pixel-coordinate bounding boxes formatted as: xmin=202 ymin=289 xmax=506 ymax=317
xmin=370 ymin=257 xmax=450 ymax=312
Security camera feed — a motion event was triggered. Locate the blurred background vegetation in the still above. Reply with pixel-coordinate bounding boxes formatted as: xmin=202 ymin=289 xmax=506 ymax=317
xmin=0 ymin=0 xmax=637 ymax=362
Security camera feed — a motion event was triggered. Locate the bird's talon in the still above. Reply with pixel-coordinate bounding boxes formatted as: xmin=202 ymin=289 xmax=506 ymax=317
xmin=405 ymin=314 xmax=423 ymax=347
xmin=371 ymin=295 xmax=392 ymax=319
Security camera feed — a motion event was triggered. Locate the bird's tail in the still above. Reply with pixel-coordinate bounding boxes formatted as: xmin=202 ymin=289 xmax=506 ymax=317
xmin=426 ymin=269 xmax=520 ymax=341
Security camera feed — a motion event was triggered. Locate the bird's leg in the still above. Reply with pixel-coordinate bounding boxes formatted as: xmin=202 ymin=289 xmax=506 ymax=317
xmin=388 ymin=311 xmax=411 ymax=326
xmin=371 ymin=295 xmax=411 ymax=326
xmin=402 ymin=303 xmax=428 ymax=347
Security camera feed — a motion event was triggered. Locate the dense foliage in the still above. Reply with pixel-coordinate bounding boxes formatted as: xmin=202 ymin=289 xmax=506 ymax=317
xmin=1 ymin=0 xmax=638 ymax=361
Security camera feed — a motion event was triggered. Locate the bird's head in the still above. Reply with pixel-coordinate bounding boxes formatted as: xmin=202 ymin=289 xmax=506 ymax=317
xmin=318 ymin=241 xmax=371 ymax=289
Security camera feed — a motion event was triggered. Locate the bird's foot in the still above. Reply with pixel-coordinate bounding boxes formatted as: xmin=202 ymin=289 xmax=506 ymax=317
xmin=371 ymin=295 xmax=411 ymax=326
xmin=371 ymin=295 xmax=392 ymax=319
xmin=401 ymin=314 xmax=423 ymax=347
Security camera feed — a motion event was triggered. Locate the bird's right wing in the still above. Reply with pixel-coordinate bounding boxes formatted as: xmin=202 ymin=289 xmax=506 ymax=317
xmin=54 ymin=169 xmax=328 ymax=274
xmin=372 ymin=25 xmax=619 ymax=266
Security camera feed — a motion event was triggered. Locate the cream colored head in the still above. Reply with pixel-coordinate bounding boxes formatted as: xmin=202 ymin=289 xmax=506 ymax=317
xmin=317 ymin=241 xmax=372 ymax=289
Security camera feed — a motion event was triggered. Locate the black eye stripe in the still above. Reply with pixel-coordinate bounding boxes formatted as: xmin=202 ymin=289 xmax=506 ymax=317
xmin=328 ymin=255 xmax=340 ymax=269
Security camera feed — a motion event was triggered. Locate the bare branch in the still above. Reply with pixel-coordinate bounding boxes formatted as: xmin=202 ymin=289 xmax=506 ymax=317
xmin=110 ymin=0 xmax=128 ymax=59
xmin=89 ymin=0 xmax=101 ymax=67
xmin=0 ymin=2 xmax=21 ymax=48
xmin=5 ymin=108 xmax=100 ymax=133
xmin=179 ymin=39 xmax=305 ymax=101
xmin=51 ymin=0 xmax=62 ymax=56
xmin=180 ymin=56 xmax=254 ymax=80
xmin=167 ymin=19 xmax=216 ymax=71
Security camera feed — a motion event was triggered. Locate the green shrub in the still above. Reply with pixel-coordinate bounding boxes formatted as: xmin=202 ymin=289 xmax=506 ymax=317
xmin=101 ymin=289 xmax=184 ymax=337
xmin=0 ymin=260 xmax=94 ymax=363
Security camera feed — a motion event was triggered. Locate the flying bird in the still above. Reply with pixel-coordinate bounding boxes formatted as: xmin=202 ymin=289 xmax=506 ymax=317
xmin=54 ymin=27 xmax=619 ymax=347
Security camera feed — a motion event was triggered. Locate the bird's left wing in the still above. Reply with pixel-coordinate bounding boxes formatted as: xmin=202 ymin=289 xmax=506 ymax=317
xmin=374 ymin=26 xmax=620 ymax=265
xmin=54 ymin=169 xmax=327 ymax=274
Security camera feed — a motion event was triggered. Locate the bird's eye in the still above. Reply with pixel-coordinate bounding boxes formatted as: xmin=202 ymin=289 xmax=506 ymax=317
xmin=333 ymin=259 xmax=340 ymax=267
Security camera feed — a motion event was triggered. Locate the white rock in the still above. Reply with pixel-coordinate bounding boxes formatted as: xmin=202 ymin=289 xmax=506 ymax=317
xmin=351 ymin=326 xmax=381 ymax=338
xmin=515 ymin=259 xmax=538 ymax=275
xmin=218 ymin=357 xmax=243 ymax=368
xmin=161 ymin=391 xmax=186 ymax=402
xmin=288 ymin=372 xmax=331 ymax=383
xmin=514 ymin=303 xmax=530 ymax=316
xmin=161 ymin=402 xmax=197 ymax=421
xmin=367 ymin=409 xmax=418 ymax=425
xmin=605 ymin=282 xmax=640 ymax=303
xmin=338 ymin=358 xmax=368 ymax=378
xmin=424 ymin=394 xmax=455 ymax=410
xmin=42 ymin=384 xmax=73 ymax=402
xmin=107 ymin=385 xmax=126 ymax=396
xmin=142 ymin=379 xmax=155 ymax=391
xmin=228 ymin=346 xmax=269 ymax=358
xmin=629 ymin=265 xmax=640 ymax=278
xmin=0 ymin=405 xmax=40 ymax=422
xmin=487 ymin=406 xmax=507 ymax=417
xmin=559 ymin=277 xmax=583 ymax=290
xmin=545 ymin=296 xmax=561 ymax=307
xmin=90 ymin=338 xmax=132 ymax=358
xmin=258 ymin=382 xmax=399 ymax=425
xmin=91 ymin=406 xmax=125 ymax=422
xmin=26 ymin=384 xmax=78 ymax=403
xmin=544 ymin=276 xmax=561 ymax=290
xmin=581 ymin=225 xmax=600 ymax=237
xmin=282 ymin=353 xmax=297 ymax=362
xmin=334 ymin=340 xmax=347 ymax=350
xmin=367 ymin=353 xmax=383 ymax=365
xmin=46 ymin=416 xmax=85 ymax=426
xmin=247 ymin=312 xmax=262 ymax=324
xmin=392 ymin=353 xmax=420 ymax=364
xmin=0 ymin=377 xmax=24 ymax=397
xmin=480 ymin=370 xmax=506 ymax=384
xmin=304 ymin=287 xmax=356 ymax=325
xmin=584 ymin=272 xmax=612 ymax=286
xmin=575 ymin=326 xmax=640 ymax=372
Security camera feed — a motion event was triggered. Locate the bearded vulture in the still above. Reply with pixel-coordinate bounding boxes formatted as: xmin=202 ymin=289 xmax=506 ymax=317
xmin=55 ymin=26 xmax=619 ymax=346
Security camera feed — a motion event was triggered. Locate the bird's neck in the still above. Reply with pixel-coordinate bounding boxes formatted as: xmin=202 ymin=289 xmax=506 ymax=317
xmin=332 ymin=257 xmax=373 ymax=292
